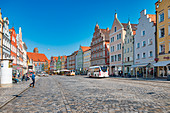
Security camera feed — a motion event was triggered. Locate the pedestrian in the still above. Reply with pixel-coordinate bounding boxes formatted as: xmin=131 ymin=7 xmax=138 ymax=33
xmin=29 ymin=72 xmax=35 ymax=88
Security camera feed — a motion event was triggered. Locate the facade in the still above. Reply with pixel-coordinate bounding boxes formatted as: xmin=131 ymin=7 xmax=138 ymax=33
xmin=154 ymin=0 xmax=170 ymax=78
xmin=69 ymin=51 xmax=78 ymax=71
xmin=16 ymin=27 xmax=24 ymax=75
xmin=2 ymin=17 xmax=11 ymax=59
xmin=110 ymin=13 xmax=137 ymax=75
xmin=76 ymin=46 xmax=90 ymax=74
xmin=0 ymin=9 xmax=3 ymax=59
xmin=56 ymin=56 xmax=61 ymax=70
xmin=83 ymin=48 xmax=91 ymax=74
xmin=27 ymin=48 xmax=48 ymax=72
xmin=61 ymin=56 xmax=67 ymax=69
xmin=91 ymin=23 xmax=110 ymax=67
xmin=9 ymin=27 xmax=17 ymax=66
xmin=123 ymin=21 xmax=137 ymax=75
xmin=50 ymin=56 xmax=58 ymax=72
xmin=133 ymin=9 xmax=156 ymax=78
xmin=22 ymin=42 xmax=27 ymax=74
xmin=67 ymin=55 xmax=71 ymax=70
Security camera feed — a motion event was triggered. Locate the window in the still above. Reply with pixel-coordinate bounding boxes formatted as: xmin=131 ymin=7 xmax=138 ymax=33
xmin=130 ymin=47 xmax=132 ymax=52
xmin=149 ymin=51 xmax=153 ymax=57
xmin=111 ymin=37 xmax=114 ymax=42
xmin=118 ymin=54 xmax=121 ymax=61
xmin=111 ymin=46 xmax=112 ymax=52
xmin=117 ymin=33 xmax=121 ymax=40
xmin=141 ymin=30 xmax=145 ymax=36
xmin=169 ymin=25 xmax=170 ymax=35
xmin=159 ymin=28 xmax=165 ymax=38
xmin=127 ymin=48 xmax=129 ymax=53
xmin=0 ymin=24 xmax=1 ymax=32
xmin=127 ymin=39 xmax=129 ymax=43
xmin=127 ymin=57 xmax=130 ymax=62
xmin=137 ymin=54 xmax=140 ymax=59
xmin=124 ymin=49 xmax=126 ymax=53
xmin=159 ymin=13 xmax=164 ymax=22
xmin=112 ymin=46 xmax=114 ymax=52
xmin=142 ymin=41 xmax=146 ymax=47
xmin=115 ymin=55 xmax=117 ymax=61
xmin=142 ymin=53 xmax=146 ymax=58
xmin=117 ymin=43 xmax=121 ymax=50
xmin=111 ymin=56 xmax=114 ymax=62
xmin=160 ymin=44 xmax=165 ymax=53
xmin=169 ymin=9 xmax=170 ymax=18
xmin=137 ymin=43 xmax=140 ymax=48
xmin=148 ymin=39 xmax=153 ymax=45
xmin=115 ymin=27 xmax=117 ymax=32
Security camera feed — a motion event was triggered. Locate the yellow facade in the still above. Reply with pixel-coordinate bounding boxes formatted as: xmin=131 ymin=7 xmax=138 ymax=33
xmin=155 ymin=0 xmax=170 ymax=61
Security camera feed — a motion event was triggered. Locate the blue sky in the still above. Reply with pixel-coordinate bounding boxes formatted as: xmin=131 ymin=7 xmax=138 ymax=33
xmin=1 ymin=0 xmax=157 ymax=59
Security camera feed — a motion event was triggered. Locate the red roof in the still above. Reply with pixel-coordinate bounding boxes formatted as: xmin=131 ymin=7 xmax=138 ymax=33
xmin=81 ymin=46 xmax=91 ymax=52
xmin=148 ymin=14 xmax=156 ymax=25
xmin=27 ymin=52 xmax=48 ymax=62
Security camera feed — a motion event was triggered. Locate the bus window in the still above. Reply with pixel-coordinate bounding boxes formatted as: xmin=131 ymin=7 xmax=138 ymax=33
xmin=101 ymin=66 xmax=107 ymax=72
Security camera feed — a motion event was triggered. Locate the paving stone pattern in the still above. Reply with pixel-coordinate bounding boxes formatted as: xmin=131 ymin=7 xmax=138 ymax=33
xmin=0 ymin=76 xmax=170 ymax=113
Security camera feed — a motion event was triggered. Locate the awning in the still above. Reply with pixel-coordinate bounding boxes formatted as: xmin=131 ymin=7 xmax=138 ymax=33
xmin=153 ymin=61 xmax=170 ymax=67
xmin=131 ymin=63 xmax=148 ymax=68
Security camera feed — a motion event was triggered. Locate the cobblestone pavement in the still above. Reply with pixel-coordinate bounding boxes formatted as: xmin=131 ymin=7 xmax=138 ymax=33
xmin=0 ymin=77 xmax=39 ymax=108
xmin=0 ymin=75 xmax=170 ymax=113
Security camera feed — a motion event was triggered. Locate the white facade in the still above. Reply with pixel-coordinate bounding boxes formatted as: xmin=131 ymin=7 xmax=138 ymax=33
xmin=22 ymin=42 xmax=27 ymax=74
xmin=134 ymin=9 xmax=156 ymax=65
xmin=2 ymin=17 xmax=10 ymax=59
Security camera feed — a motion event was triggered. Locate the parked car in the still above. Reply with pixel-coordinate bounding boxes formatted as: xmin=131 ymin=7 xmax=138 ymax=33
xmin=37 ymin=72 xmax=49 ymax=77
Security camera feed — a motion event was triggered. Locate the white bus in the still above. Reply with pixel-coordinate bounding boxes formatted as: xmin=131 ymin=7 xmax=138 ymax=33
xmin=87 ymin=66 xmax=109 ymax=78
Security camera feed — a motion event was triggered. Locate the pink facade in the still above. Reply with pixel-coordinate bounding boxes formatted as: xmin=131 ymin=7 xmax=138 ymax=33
xmin=91 ymin=23 xmax=110 ymax=66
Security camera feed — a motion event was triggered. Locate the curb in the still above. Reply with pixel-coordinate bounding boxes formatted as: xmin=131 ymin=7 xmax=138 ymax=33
xmin=112 ymin=77 xmax=170 ymax=83
xmin=0 ymin=77 xmax=40 ymax=109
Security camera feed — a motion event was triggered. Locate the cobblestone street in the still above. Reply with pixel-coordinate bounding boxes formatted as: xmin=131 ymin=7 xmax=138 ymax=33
xmin=1 ymin=75 xmax=170 ymax=113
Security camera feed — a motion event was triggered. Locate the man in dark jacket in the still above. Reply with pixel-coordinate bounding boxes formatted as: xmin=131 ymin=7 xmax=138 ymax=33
xmin=29 ymin=72 xmax=35 ymax=88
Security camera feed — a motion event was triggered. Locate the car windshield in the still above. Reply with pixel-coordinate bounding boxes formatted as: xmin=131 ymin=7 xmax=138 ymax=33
xmin=101 ymin=66 xmax=107 ymax=72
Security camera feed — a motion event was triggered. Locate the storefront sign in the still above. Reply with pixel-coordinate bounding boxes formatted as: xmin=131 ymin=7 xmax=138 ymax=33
xmin=164 ymin=56 xmax=170 ymax=59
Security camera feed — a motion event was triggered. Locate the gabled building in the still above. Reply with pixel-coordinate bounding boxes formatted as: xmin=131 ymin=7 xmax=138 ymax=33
xmin=0 ymin=9 xmax=3 ymax=59
xmin=76 ymin=46 xmax=91 ymax=74
xmin=50 ymin=56 xmax=58 ymax=72
xmin=61 ymin=56 xmax=67 ymax=70
xmin=109 ymin=13 xmax=137 ymax=75
xmin=9 ymin=27 xmax=17 ymax=66
xmin=69 ymin=51 xmax=78 ymax=71
xmin=91 ymin=23 xmax=110 ymax=67
xmin=83 ymin=47 xmax=91 ymax=74
xmin=27 ymin=48 xmax=48 ymax=72
xmin=56 ymin=56 xmax=61 ymax=70
xmin=123 ymin=21 xmax=137 ymax=75
xmin=154 ymin=0 xmax=170 ymax=78
xmin=132 ymin=9 xmax=156 ymax=78
xmin=22 ymin=42 xmax=27 ymax=74
xmin=2 ymin=17 xmax=11 ymax=59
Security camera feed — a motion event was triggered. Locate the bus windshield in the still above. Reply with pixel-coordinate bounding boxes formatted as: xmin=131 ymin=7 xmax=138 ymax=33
xmin=101 ymin=66 xmax=107 ymax=72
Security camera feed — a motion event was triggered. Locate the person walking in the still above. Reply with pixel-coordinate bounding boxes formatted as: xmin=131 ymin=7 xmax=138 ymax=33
xmin=29 ymin=72 xmax=35 ymax=88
